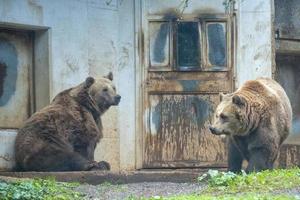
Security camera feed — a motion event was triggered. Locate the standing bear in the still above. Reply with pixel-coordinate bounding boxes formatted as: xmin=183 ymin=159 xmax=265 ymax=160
xmin=209 ymin=77 xmax=292 ymax=173
xmin=15 ymin=72 xmax=120 ymax=171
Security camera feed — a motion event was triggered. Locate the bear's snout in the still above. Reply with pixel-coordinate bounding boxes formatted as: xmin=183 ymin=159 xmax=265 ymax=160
xmin=209 ymin=126 xmax=219 ymax=135
xmin=113 ymin=95 xmax=121 ymax=105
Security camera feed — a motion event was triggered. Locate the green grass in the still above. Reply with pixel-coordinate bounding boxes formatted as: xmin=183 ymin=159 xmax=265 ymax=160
xmin=200 ymin=168 xmax=300 ymax=194
xmin=0 ymin=177 xmax=84 ymax=200
xmin=136 ymin=168 xmax=300 ymax=200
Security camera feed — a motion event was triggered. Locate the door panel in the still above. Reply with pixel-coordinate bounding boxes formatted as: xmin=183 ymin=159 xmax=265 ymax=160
xmin=144 ymin=94 xmax=227 ymax=168
xmin=142 ymin=1 xmax=234 ymax=168
xmin=147 ymin=72 xmax=231 ymax=93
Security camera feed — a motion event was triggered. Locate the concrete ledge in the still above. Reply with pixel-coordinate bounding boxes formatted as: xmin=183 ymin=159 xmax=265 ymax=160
xmin=0 ymin=169 xmax=222 ymax=185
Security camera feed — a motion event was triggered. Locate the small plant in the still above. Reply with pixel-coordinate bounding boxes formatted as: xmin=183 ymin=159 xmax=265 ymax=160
xmin=0 ymin=177 xmax=83 ymax=200
xmin=198 ymin=169 xmax=241 ymax=187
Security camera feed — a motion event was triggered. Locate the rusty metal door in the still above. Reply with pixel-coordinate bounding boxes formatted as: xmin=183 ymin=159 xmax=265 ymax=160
xmin=142 ymin=7 xmax=234 ymax=168
xmin=0 ymin=29 xmax=33 ymax=128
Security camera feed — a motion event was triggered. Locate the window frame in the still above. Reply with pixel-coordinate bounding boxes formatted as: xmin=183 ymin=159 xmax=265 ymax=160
xmin=147 ymin=14 xmax=232 ymax=72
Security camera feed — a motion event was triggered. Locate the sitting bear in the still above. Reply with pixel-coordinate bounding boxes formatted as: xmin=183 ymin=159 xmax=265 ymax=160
xmin=209 ymin=77 xmax=292 ymax=173
xmin=15 ymin=72 xmax=121 ymax=171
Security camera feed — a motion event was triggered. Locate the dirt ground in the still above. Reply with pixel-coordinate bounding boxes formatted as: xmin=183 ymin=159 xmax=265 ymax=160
xmin=75 ymin=182 xmax=205 ymax=200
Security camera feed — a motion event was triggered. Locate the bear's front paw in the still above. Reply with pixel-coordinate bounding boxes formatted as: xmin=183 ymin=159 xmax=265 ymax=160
xmin=97 ymin=161 xmax=111 ymax=170
xmin=90 ymin=161 xmax=111 ymax=171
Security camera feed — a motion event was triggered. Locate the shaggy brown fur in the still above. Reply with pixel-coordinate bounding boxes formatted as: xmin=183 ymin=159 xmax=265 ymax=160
xmin=209 ymin=77 xmax=292 ymax=173
xmin=15 ymin=73 xmax=121 ymax=171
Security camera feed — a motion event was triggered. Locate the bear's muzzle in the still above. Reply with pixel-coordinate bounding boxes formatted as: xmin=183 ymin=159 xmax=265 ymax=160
xmin=113 ymin=95 xmax=121 ymax=105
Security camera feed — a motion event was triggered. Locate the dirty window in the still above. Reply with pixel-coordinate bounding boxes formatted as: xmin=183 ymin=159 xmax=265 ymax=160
xmin=149 ymin=21 xmax=170 ymax=69
xmin=176 ymin=22 xmax=201 ymax=70
xmin=206 ymin=22 xmax=227 ymax=70
xmin=0 ymin=32 xmax=31 ymax=128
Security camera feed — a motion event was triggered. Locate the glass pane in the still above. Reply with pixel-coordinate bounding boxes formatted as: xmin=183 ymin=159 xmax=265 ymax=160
xmin=0 ymin=33 xmax=31 ymax=128
xmin=149 ymin=22 xmax=170 ymax=69
xmin=206 ymin=22 xmax=226 ymax=69
xmin=177 ymin=22 xmax=201 ymax=70
xmin=0 ymin=38 xmax=18 ymax=106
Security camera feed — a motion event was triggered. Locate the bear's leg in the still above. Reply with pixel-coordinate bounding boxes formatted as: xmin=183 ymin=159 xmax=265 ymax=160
xmin=25 ymin=147 xmax=109 ymax=171
xmin=246 ymin=149 xmax=270 ymax=173
xmin=75 ymin=143 xmax=110 ymax=170
xmin=228 ymin=139 xmax=244 ymax=173
xmin=25 ymin=150 xmax=95 ymax=171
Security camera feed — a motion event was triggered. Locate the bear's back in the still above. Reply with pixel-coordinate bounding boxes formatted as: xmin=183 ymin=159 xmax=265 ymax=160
xmin=242 ymin=77 xmax=292 ymax=141
xmin=256 ymin=78 xmax=292 ymax=119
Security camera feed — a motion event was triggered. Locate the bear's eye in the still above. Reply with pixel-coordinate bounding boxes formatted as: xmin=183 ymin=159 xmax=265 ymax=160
xmin=220 ymin=113 xmax=228 ymax=121
xmin=103 ymin=88 xmax=108 ymax=92
xmin=112 ymin=86 xmax=116 ymax=91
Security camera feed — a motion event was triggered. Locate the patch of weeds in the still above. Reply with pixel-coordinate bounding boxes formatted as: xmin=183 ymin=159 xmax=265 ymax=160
xmin=0 ymin=177 xmax=83 ymax=200
xmin=198 ymin=169 xmax=238 ymax=188
xmin=198 ymin=168 xmax=300 ymax=194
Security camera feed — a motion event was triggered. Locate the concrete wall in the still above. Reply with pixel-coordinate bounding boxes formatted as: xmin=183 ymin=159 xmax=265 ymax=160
xmin=236 ymin=0 xmax=274 ymax=87
xmin=0 ymin=0 xmax=136 ymax=171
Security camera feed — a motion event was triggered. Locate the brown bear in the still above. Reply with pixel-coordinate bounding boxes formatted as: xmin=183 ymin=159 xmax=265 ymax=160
xmin=209 ymin=77 xmax=292 ymax=173
xmin=15 ymin=72 xmax=121 ymax=171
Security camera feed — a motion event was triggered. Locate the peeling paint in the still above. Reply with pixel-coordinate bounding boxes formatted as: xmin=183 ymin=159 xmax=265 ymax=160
xmin=150 ymin=96 xmax=161 ymax=136
xmin=144 ymin=94 xmax=227 ymax=168
xmin=191 ymin=96 xmax=212 ymax=128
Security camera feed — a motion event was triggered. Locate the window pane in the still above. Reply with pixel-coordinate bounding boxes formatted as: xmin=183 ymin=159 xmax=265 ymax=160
xmin=149 ymin=22 xmax=170 ymax=69
xmin=0 ymin=32 xmax=31 ymax=128
xmin=206 ymin=22 xmax=226 ymax=69
xmin=177 ymin=22 xmax=201 ymax=70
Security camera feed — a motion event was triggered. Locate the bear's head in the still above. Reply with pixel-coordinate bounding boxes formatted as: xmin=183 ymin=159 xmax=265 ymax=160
xmin=88 ymin=72 xmax=121 ymax=114
xmin=71 ymin=72 xmax=121 ymax=117
xmin=209 ymin=93 xmax=250 ymax=137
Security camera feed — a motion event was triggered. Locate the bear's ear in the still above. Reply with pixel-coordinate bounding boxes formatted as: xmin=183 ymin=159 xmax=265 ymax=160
xmin=84 ymin=77 xmax=95 ymax=88
xmin=105 ymin=72 xmax=113 ymax=81
xmin=232 ymin=95 xmax=245 ymax=107
xmin=219 ymin=93 xmax=225 ymax=101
